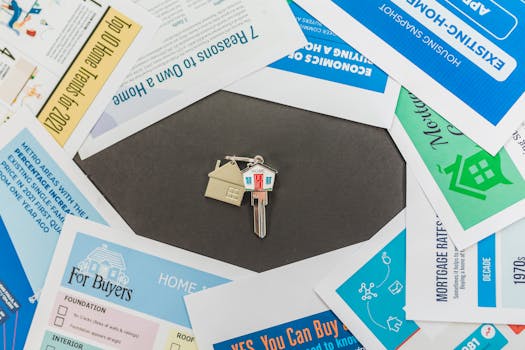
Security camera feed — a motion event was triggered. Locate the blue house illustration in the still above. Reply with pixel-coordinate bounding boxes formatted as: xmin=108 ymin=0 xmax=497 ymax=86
xmin=78 ymin=244 xmax=130 ymax=286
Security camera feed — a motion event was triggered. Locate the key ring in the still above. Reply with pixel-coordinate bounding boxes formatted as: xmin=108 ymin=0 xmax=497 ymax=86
xmin=225 ymin=155 xmax=264 ymax=167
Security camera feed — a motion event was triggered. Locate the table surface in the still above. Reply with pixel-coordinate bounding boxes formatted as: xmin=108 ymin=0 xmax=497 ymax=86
xmin=76 ymin=90 xmax=405 ymax=272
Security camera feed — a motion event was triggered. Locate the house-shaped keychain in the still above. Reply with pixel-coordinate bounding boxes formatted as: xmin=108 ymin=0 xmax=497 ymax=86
xmin=242 ymin=162 xmax=277 ymax=238
xmin=242 ymin=163 xmax=277 ymax=192
xmin=205 ymin=155 xmax=278 ymax=238
xmin=205 ymin=160 xmax=245 ymax=206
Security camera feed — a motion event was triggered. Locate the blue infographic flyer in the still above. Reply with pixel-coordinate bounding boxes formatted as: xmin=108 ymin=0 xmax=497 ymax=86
xmin=24 ymin=217 xmax=253 ymax=350
xmin=185 ymin=240 xmax=364 ymax=350
xmin=226 ymin=1 xmax=399 ymax=128
xmin=316 ymin=211 xmax=525 ymax=349
xmin=0 ymin=116 xmax=130 ymax=350
xmin=271 ymin=2 xmax=388 ymax=93
xmin=297 ymin=0 xmax=525 ymax=154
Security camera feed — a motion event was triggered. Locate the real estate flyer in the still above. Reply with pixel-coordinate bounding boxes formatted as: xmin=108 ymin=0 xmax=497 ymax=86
xmin=225 ymin=0 xmax=399 ymax=128
xmin=25 ymin=216 xmax=254 ymax=349
xmin=185 ymin=241 xmax=364 ymax=350
xmin=316 ymin=211 xmax=525 ymax=349
xmin=389 ymin=88 xmax=525 ymax=250
xmin=406 ymin=169 xmax=525 ymax=325
xmin=295 ymin=0 xmax=525 ymax=155
xmin=78 ymin=0 xmax=307 ymax=159
xmin=0 ymin=0 xmax=158 ymax=156
xmin=0 ymin=115 xmax=130 ymax=350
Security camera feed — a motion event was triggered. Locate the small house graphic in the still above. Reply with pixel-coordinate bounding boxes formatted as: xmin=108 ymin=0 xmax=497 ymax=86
xmin=387 ymin=316 xmax=403 ymax=332
xmin=205 ymin=160 xmax=245 ymax=206
xmin=443 ymin=150 xmax=512 ymax=200
xmin=78 ymin=244 xmax=129 ymax=286
xmin=242 ymin=163 xmax=277 ymax=192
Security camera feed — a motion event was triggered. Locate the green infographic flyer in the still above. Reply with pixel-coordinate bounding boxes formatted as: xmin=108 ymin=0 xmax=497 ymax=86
xmin=389 ymin=88 xmax=525 ymax=249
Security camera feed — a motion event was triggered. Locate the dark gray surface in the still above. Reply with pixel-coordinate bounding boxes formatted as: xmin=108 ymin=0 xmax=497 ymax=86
xmin=75 ymin=91 xmax=406 ymax=272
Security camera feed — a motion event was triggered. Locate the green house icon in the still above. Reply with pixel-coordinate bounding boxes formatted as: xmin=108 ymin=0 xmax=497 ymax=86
xmin=444 ymin=150 xmax=512 ymax=200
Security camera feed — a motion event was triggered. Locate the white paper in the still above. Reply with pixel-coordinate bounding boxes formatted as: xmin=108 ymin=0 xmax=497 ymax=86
xmin=0 ymin=0 xmax=159 ymax=157
xmin=316 ymin=210 xmax=525 ymax=349
xmin=78 ymin=0 xmax=306 ymax=159
xmin=224 ymin=1 xmax=399 ymax=128
xmin=25 ymin=216 xmax=254 ymax=350
xmin=0 ymin=115 xmax=130 ymax=350
xmin=406 ymin=169 xmax=525 ymax=325
xmin=388 ymin=94 xmax=525 ymax=250
xmin=293 ymin=0 xmax=525 ymax=155
xmin=185 ymin=243 xmax=365 ymax=350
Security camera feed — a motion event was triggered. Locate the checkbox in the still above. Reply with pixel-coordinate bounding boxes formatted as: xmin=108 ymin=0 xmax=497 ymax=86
xmin=46 ymin=345 xmax=56 ymax=350
xmin=54 ymin=316 xmax=64 ymax=327
xmin=170 ymin=343 xmax=181 ymax=350
xmin=57 ymin=305 xmax=68 ymax=316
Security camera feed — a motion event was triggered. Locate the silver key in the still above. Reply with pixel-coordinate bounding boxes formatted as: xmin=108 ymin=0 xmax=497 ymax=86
xmin=239 ymin=156 xmax=277 ymax=239
xmin=251 ymin=191 xmax=268 ymax=238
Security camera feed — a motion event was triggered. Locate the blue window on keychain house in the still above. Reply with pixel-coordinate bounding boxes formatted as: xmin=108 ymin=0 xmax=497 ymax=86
xmin=246 ymin=177 xmax=252 ymax=185
xmin=265 ymin=177 xmax=272 ymax=185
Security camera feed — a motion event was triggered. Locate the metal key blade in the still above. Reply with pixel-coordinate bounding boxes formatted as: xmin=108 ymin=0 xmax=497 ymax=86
xmin=255 ymin=197 xmax=266 ymax=238
xmin=251 ymin=191 xmax=268 ymax=239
